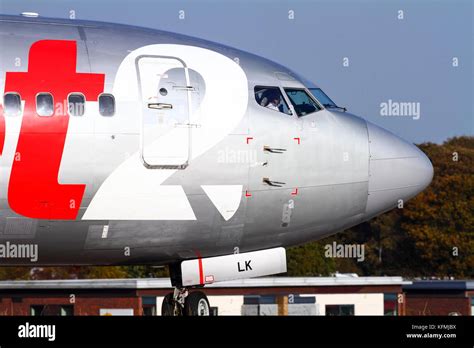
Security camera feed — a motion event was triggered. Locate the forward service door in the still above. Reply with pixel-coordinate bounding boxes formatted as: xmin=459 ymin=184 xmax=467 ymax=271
xmin=136 ymin=55 xmax=191 ymax=169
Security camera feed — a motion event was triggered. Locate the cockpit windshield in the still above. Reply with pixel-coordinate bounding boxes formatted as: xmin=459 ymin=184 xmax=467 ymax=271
xmin=308 ymin=88 xmax=337 ymax=109
xmin=284 ymin=88 xmax=321 ymax=116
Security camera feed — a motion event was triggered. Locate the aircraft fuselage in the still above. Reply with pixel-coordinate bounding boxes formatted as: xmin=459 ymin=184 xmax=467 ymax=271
xmin=0 ymin=15 xmax=433 ymax=266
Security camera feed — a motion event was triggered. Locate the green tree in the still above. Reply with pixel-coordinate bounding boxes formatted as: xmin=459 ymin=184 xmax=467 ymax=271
xmin=286 ymin=242 xmax=336 ymax=276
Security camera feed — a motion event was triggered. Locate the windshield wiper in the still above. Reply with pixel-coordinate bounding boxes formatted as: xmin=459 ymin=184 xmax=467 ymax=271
xmin=324 ymin=104 xmax=347 ymax=112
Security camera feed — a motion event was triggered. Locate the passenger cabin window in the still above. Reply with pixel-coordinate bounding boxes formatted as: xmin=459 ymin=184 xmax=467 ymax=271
xmin=3 ymin=93 xmax=21 ymax=116
xmin=284 ymin=88 xmax=321 ymax=116
xmin=68 ymin=93 xmax=85 ymax=116
xmin=36 ymin=93 xmax=54 ymax=117
xmin=99 ymin=94 xmax=115 ymax=117
xmin=254 ymin=86 xmax=291 ymax=115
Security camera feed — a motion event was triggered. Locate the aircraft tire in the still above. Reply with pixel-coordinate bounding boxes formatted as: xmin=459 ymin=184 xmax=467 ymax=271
xmin=184 ymin=291 xmax=210 ymax=316
xmin=161 ymin=292 xmax=175 ymax=316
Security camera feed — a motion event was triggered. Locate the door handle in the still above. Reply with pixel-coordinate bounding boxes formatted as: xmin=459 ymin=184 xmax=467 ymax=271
xmin=174 ymin=123 xmax=202 ymax=128
xmin=262 ymin=177 xmax=286 ymax=187
xmin=148 ymin=103 xmax=173 ymax=110
xmin=173 ymin=86 xmax=196 ymax=91
xmin=263 ymin=145 xmax=286 ymax=154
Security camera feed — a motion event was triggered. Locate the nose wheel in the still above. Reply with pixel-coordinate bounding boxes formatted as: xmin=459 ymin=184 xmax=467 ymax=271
xmin=161 ymin=288 xmax=210 ymax=316
xmin=184 ymin=291 xmax=210 ymax=316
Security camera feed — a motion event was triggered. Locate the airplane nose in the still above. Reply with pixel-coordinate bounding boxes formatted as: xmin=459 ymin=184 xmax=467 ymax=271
xmin=365 ymin=121 xmax=433 ymax=216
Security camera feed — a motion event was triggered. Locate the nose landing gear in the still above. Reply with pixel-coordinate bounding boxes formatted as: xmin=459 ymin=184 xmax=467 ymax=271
xmin=161 ymin=263 xmax=211 ymax=316
xmin=161 ymin=288 xmax=210 ymax=316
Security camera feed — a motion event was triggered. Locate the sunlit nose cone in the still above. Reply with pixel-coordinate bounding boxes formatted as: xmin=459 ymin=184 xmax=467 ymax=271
xmin=365 ymin=121 xmax=434 ymax=216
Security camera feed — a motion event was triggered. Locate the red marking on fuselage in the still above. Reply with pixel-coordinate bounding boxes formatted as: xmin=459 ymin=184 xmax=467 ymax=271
xmin=198 ymin=257 xmax=204 ymax=285
xmin=293 ymin=137 xmax=300 ymax=145
xmin=5 ymin=40 xmax=104 ymax=219
xmin=291 ymin=188 xmax=298 ymax=196
xmin=195 ymin=250 xmax=204 ymax=285
xmin=245 ymin=190 xmax=252 ymax=197
xmin=246 ymin=137 xmax=253 ymax=144
xmin=0 ymin=105 xmax=4 ymax=156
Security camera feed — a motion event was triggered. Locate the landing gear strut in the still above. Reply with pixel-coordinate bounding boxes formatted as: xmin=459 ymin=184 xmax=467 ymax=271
xmin=161 ymin=263 xmax=211 ymax=316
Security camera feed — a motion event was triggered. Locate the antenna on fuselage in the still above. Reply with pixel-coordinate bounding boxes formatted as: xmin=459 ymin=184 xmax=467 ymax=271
xmin=21 ymin=12 xmax=39 ymax=18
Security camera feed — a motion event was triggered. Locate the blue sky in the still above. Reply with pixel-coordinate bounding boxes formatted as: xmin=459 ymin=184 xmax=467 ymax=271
xmin=1 ymin=0 xmax=472 ymax=143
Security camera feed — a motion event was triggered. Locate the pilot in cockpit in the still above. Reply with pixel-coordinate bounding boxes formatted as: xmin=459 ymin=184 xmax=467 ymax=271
xmin=264 ymin=90 xmax=281 ymax=111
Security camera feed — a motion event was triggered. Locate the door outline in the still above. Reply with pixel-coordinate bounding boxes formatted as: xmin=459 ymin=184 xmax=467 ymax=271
xmin=135 ymin=54 xmax=192 ymax=169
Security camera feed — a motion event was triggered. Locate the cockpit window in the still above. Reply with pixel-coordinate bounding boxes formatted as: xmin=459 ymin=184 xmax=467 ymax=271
xmin=254 ymin=86 xmax=292 ymax=115
xmin=309 ymin=88 xmax=337 ymax=108
xmin=283 ymin=88 xmax=321 ymax=116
